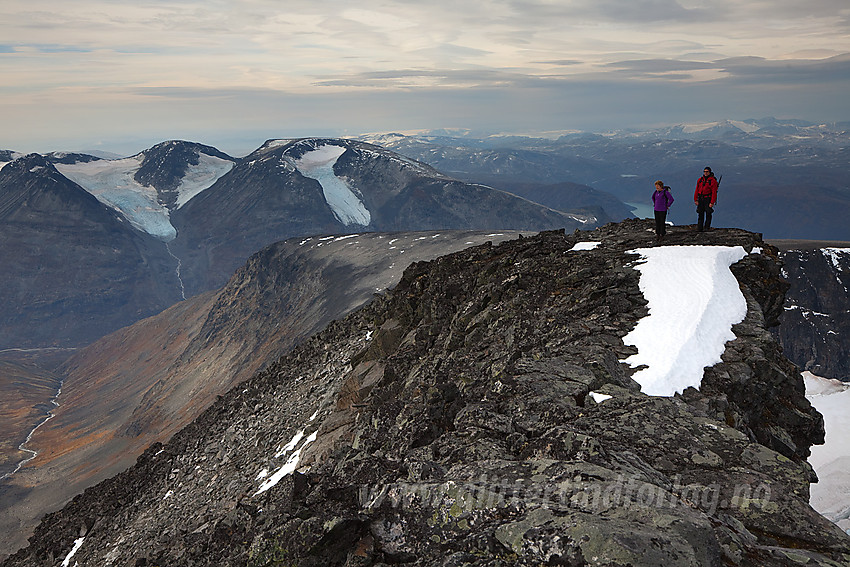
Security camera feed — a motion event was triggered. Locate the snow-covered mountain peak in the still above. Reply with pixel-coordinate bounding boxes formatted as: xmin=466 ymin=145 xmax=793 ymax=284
xmin=55 ymin=141 xmax=234 ymax=241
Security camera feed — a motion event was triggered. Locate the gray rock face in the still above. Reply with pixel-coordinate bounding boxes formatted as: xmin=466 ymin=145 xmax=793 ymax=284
xmin=4 ymin=220 xmax=848 ymax=567
xmin=773 ymin=243 xmax=850 ymax=381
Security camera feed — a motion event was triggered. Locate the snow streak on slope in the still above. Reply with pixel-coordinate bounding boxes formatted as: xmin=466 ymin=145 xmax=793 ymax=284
xmin=622 ymin=246 xmax=749 ymax=396
xmin=173 ymin=153 xmax=233 ymax=209
xmin=294 ymin=144 xmax=371 ymax=226
xmin=254 ymin=410 xmax=319 ymax=496
xmin=57 ymin=157 xmax=176 ymax=241
xmin=805 ymin=372 xmax=850 ymax=532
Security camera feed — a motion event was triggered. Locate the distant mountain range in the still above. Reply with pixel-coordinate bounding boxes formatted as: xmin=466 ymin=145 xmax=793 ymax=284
xmin=0 ymin=138 xmax=604 ymax=350
xmin=361 ymin=117 xmax=850 ymax=241
xmin=2 ymin=121 xmax=847 ymax=365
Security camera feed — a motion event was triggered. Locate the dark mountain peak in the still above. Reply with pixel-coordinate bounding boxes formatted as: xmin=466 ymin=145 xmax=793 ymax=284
xmin=44 ymin=151 xmax=102 ymax=165
xmin=4 ymin=151 xmax=48 ymax=169
xmin=133 ymin=140 xmax=236 ymax=208
xmin=246 ymin=137 xmax=443 ymax=178
xmin=0 ymin=153 xmax=104 ymax=216
xmin=0 ymin=152 xmax=182 ymax=351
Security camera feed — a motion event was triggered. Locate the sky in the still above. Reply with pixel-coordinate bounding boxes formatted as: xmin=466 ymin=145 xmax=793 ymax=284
xmin=2 ymin=0 xmax=849 ymax=156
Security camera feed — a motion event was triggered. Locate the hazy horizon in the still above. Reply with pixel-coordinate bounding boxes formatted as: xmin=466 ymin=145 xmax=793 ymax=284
xmin=4 ymin=115 xmax=849 ymax=159
xmin=3 ymin=1 xmax=849 ymax=157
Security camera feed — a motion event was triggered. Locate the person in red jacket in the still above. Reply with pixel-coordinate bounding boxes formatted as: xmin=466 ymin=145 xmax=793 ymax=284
xmin=694 ymin=166 xmax=718 ymax=231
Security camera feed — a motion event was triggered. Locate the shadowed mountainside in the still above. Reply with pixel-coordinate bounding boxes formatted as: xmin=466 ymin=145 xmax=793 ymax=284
xmin=768 ymin=240 xmax=850 ymax=382
xmin=0 ymin=230 xmax=527 ymax=559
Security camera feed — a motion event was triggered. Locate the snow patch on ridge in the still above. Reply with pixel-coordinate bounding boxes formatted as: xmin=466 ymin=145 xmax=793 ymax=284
xmin=569 ymin=241 xmax=600 ymax=251
xmin=295 ymin=144 xmax=371 ymax=227
xmin=682 ymin=121 xmax=723 ymax=134
xmin=729 ymin=120 xmax=760 ymax=133
xmin=622 ymin=245 xmax=749 ymax=397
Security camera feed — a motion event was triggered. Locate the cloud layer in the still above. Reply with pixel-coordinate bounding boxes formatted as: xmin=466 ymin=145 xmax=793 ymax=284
xmin=2 ymin=0 xmax=849 ymax=154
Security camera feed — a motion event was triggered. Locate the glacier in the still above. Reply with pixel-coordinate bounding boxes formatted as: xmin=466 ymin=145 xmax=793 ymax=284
xmin=57 ymin=157 xmax=177 ymax=241
xmin=295 ymin=144 xmax=371 ymax=227
xmin=56 ymin=152 xmax=233 ymax=241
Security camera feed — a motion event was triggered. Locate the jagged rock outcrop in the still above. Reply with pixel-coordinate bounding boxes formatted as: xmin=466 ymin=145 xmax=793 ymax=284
xmin=5 ymin=220 xmax=848 ymax=567
xmin=771 ymin=242 xmax=850 ymax=381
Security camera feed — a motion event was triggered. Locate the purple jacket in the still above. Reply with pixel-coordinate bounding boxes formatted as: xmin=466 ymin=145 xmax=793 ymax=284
xmin=652 ymin=188 xmax=674 ymax=211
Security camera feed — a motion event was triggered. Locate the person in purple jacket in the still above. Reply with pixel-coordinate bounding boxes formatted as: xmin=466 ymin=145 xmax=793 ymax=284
xmin=652 ymin=180 xmax=674 ymax=241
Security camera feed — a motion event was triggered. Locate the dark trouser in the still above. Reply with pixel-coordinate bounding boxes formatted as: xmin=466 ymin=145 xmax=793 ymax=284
xmin=654 ymin=210 xmax=667 ymax=237
xmin=696 ymin=195 xmax=713 ymax=231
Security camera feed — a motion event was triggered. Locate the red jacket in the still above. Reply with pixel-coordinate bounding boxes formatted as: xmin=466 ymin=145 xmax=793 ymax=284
xmin=694 ymin=175 xmax=718 ymax=205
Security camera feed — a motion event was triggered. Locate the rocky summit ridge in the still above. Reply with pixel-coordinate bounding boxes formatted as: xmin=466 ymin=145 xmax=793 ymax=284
xmin=5 ymin=219 xmax=849 ymax=566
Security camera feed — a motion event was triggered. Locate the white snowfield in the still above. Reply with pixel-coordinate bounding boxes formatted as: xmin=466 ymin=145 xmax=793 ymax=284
xmin=569 ymin=241 xmax=601 ymax=251
xmin=681 ymin=120 xmax=760 ymax=134
xmin=173 ymin=153 xmax=235 ymax=208
xmin=294 ymin=144 xmax=372 ymax=227
xmin=621 ymin=245 xmax=750 ymax=397
xmin=805 ymin=372 xmax=850 ymax=532
xmin=56 ymin=152 xmax=233 ymax=241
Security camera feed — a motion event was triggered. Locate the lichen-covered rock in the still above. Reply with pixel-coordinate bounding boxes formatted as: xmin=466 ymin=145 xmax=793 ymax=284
xmin=4 ymin=220 xmax=848 ymax=567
